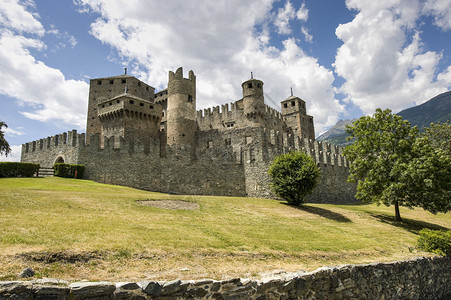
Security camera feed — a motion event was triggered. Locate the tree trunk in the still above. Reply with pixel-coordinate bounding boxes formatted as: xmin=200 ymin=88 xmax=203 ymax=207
xmin=394 ymin=200 xmax=402 ymax=222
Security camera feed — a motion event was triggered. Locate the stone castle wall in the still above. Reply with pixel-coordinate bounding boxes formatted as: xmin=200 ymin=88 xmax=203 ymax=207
xmin=80 ymin=134 xmax=246 ymax=197
xmin=21 ymin=130 xmax=84 ymax=167
xmin=21 ymin=128 xmax=356 ymax=203
xmin=1 ymin=256 xmax=449 ymax=299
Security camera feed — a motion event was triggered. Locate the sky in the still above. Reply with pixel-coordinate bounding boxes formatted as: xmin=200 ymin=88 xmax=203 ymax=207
xmin=1 ymin=0 xmax=451 ymax=162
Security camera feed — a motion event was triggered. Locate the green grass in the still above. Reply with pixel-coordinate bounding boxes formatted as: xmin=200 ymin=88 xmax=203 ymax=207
xmin=0 ymin=177 xmax=449 ymax=281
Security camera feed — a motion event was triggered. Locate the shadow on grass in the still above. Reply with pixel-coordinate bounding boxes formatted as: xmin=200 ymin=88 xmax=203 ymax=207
xmin=367 ymin=212 xmax=449 ymax=234
xmin=283 ymin=203 xmax=352 ymax=223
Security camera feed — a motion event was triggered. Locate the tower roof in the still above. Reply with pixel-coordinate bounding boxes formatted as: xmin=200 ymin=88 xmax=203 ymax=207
xmin=282 ymin=95 xmax=306 ymax=102
xmin=90 ymin=74 xmax=135 ymax=81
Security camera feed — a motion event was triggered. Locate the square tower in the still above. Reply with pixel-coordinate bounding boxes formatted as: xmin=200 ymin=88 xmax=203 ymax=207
xmin=281 ymin=96 xmax=315 ymax=139
xmin=86 ymin=75 xmax=155 ymax=141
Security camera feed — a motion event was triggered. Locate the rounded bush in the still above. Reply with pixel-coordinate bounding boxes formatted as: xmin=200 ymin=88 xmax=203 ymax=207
xmin=268 ymin=151 xmax=321 ymax=206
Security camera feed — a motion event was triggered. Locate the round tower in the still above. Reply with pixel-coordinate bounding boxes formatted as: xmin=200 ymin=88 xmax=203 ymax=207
xmin=166 ymin=67 xmax=197 ymax=147
xmin=242 ymin=76 xmax=265 ymax=119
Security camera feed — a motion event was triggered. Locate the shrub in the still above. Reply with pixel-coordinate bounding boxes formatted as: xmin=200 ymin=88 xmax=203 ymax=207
xmin=268 ymin=151 xmax=321 ymax=206
xmin=54 ymin=163 xmax=84 ymax=179
xmin=0 ymin=162 xmax=39 ymax=177
xmin=417 ymin=228 xmax=451 ymax=256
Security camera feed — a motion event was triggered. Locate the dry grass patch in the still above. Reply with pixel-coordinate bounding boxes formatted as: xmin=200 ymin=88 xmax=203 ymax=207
xmin=0 ymin=177 xmax=449 ymax=281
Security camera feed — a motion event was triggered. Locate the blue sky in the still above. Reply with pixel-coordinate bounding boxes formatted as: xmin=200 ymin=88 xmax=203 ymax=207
xmin=1 ymin=0 xmax=451 ymax=162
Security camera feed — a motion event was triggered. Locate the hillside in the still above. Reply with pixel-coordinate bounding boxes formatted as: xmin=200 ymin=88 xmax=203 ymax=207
xmin=316 ymin=119 xmax=356 ymax=146
xmin=0 ymin=177 xmax=449 ymax=281
xmin=318 ymin=90 xmax=451 ymax=146
xmin=397 ymin=90 xmax=451 ymax=130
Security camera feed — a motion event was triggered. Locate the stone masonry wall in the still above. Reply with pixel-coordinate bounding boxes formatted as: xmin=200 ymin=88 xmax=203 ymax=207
xmin=21 ymin=128 xmax=356 ymax=203
xmin=1 ymin=256 xmax=449 ymax=299
xmin=79 ymin=134 xmax=247 ymax=197
xmin=21 ymin=130 xmax=84 ymax=167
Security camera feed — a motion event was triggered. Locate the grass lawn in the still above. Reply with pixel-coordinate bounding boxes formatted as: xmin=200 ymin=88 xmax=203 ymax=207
xmin=0 ymin=177 xmax=449 ymax=281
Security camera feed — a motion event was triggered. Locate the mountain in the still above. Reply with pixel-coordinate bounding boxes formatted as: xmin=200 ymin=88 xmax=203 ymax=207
xmin=317 ymin=90 xmax=451 ymax=146
xmin=316 ymin=119 xmax=357 ymax=146
xmin=397 ymin=90 xmax=451 ymax=130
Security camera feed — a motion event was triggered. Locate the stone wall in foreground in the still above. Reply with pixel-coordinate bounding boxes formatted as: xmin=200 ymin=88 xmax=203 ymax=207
xmin=1 ymin=256 xmax=449 ymax=299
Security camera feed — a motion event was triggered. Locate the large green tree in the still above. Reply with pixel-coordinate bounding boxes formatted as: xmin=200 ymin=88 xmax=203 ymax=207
xmin=268 ymin=151 xmax=321 ymax=206
xmin=344 ymin=109 xmax=451 ymax=221
xmin=0 ymin=121 xmax=11 ymax=157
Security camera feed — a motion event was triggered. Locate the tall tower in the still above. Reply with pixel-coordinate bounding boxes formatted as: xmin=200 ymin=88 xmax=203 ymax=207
xmin=242 ymin=76 xmax=265 ymax=123
xmin=86 ymin=73 xmax=155 ymax=142
xmin=281 ymin=95 xmax=315 ymax=139
xmin=166 ymin=67 xmax=197 ymax=147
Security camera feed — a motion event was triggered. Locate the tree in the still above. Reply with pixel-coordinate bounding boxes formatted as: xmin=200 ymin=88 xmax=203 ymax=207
xmin=402 ymin=123 xmax=451 ymax=214
xmin=422 ymin=121 xmax=451 ymax=154
xmin=344 ymin=109 xmax=451 ymax=221
xmin=0 ymin=121 xmax=11 ymax=157
xmin=268 ymin=151 xmax=321 ymax=206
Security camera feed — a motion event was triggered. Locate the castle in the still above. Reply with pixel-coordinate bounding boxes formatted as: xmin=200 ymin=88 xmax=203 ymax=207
xmin=21 ymin=67 xmax=356 ymax=203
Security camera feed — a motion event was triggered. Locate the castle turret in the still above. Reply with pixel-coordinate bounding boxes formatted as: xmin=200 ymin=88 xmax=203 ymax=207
xmin=86 ymin=73 xmax=155 ymax=143
xmin=281 ymin=94 xmax=315 ymax=139
xmin=242 ymin=76 xmax=265 ymax=120
xmin=166 ymin=67 xmax=197 ymax=147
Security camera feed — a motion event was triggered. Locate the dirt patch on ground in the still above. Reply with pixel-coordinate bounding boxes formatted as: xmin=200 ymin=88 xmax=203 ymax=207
xmin=18 ymin=251 xmax=105 ymax=263
xmin=137 ymin=200 xmax=199 ymax=210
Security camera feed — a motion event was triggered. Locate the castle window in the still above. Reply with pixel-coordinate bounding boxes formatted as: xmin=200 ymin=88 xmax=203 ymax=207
xmin=117 ymin=100 xmax=120 ymax=103
xmin=249 ymin=149 xmax=255 ymax=162
xmin=207 ymin=141 xmax=213 ymax=148
xmin=101 ymin=104 xmax=105 ymax=108
xmin=97 ymin=80 xmax=102 ymax=85
xmin=188 ymin=95 xmax=193 ymax=102
xmin=162 ymin=111 xmax=165 ymax=117
xmin=291 ymin=101 xmax=295 ymax=107
xmin=138 ymin=82 xmax=141 ymax=87
xmin=140 ymin=103 xmax=144 ymax=106
xmin=150 ymin=105 xmax=154 ymax=109
xmin=225 ymin=138 xmax=231 ymax=146
xmin=245 ymin=136 xmax=253 ymax=144
xmin=109 ymin=80 xmax=114 ymax=84
xmin=257 ymin=83 xmax=261 ymax=88
xmin=129 ymin=100 xmax=134 ymax=104
xmin=248 ymin=83 xmax=252 ymax=88
xmin=283 ymin=103 xmax=288 ymax=108
xmin=146 ymin=86 xmax=149 ymax=91
xmin=121 ymin=79 xmax=126 ymax=84
xmin=109 ymin=102 xmax=112 ymax=106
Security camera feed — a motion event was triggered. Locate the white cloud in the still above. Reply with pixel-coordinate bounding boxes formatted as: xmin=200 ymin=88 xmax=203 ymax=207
xmin=275 ymin=1 xmax=296 ymax=35
xmin=296 ymin=2 xmax=309 ymax=22
xmin=0 ymin=30 xmax=88 ymax=128
xmin=5 ymin=126 xmax=25 ymax=136
xmin=0 ymin=1 xmax=89 ymax=129
xmin=0 ymin=145 xmax=21 ymax=162
xmin=76 ymin=0 xmax=343 ymax=135
xmin=334 ymin=0 xmax=451 ymax=115
xmin=423 ymin=0 xmax=451 ymax=30
xmin=47 ymin=24 xmax=78 ymax=48
xmin=301 ymin=26 xmax=312 ymax=43
xmin=0 ymin=0 xmax=44 ymax=35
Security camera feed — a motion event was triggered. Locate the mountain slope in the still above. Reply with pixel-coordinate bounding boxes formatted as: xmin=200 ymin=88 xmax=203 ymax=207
xmin=316 ymin=119 xmax=356 ymax=146
xmin=397 ymin=90 xmax=451 ymax=130
xmin=317 ymin=90 xmax=451 ymax=146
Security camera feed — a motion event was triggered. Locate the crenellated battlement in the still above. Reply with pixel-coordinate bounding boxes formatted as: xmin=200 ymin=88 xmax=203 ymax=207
xmin=264 ymin=104 xmax=284 ymax=120
xmin=22 ymin=130 xmax=86 ymax=154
